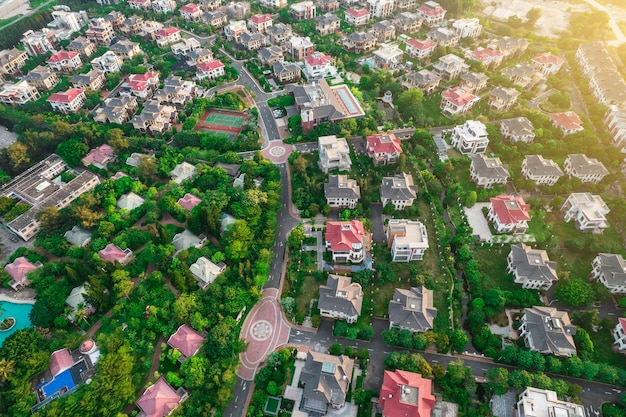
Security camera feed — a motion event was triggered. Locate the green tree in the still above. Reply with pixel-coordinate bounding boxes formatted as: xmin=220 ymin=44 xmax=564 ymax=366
xmin=396 ymin=89 xmax=425 ymax=122
xmin=486 ymin=367 xmax=509 ymax=395
xmin=450 ymin=329 xmax=469 ymax=353
xmin=56 ymin=138 xmax=89 ymax=167
xmin=554 ymin=279 xmax=596 ymax=307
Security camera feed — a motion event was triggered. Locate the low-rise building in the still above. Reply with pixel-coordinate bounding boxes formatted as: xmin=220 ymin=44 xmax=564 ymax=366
xmin=289 ymin=1 xmax=317 ymax=20
xmin=519 ymin=306 xmax=576 ymax=356
xmin=488 ymin=195 xmax=530 ymax=234
xmin=71 ymin=70 xmax=106 ymax=91
xmin=239 ymin=32 xmax=267 ymax=51
xmin=304 ymin=52 xmax=337 ymax=79
xmin=318 ymin=135 xmax=351 ymax=173
xmin=85 ymin=18 xmax=115 ymax=46
xmin=614 ymin=318 xmax=626 ymax=350
xmin=121 ymin=72 xmax=160 ymax=100
xmin=186 ymin=48 xmax=214 ymax=66
xmin=469 ymin=154 xmax=509 ymax=188
xmin=201 ymin=0 xmax=223 ymax=11
xmin=5 ymin=256 xmax=40 ymax=290
xmin=0 ymin=48 xmax=28 ymax=75
xmin=172 ymin=229 xmax=206 ymax=252
xmin=132 ymin=100 xmax=177 ymax=134
xmin=167 ymin=325 xmax=205 ymax=361
xmin=488 ymin=86 xmax=520 ymax=112
xmin=325 ymin=174 xmax=360 ymax=209
xmin=120 ymin=16 xmax=145 ymax=36
xmin=343 ymin=31 xmax=377 ymax=54
xmin=47 ymin=50 xmax=82 ymax=73
xmin=171 ymin=38 xmax=201 ymax=57
xmin=0 ymin=80 xmax=41 ymax=106
xmin=290 ymin=35 xmax=315 ymax=60
xmin=440 ymin=87 xmax=479 ymax=116
xmin=451 ymin=120 xmax=488 ymax=154
xmin=563 ymin=153 xmax=609 ymax=184
xmin=517 ymin=387 xmax=584 ymax=416
xmin=318 ymin=274 xmax=363 ymax=323
xmin=605 ymin=105 xmax=626 ymax=152
xmin=393 ymin=12 xmax=422 ymax=34
xmin=195 ymin=59 xmax=225 ymax=81
xmin=521 ymin=155 xmax=563 ymax=186
xmin=47 ymin=88 xmax=86 ymax=114
xmin=459 ymin=71 xmax=488 ymax=94
xmin=316 ymin=0 xmax=339 ymax=12
xmin=372 ymin=43 xmax=403 ymax=70
xmin=128 ymin=0 xmax=151 ymax=10
xmin=503 ymin=62 xmax=544 ymax=89
xmin=135 ymin=378 xmax=187 ymax=417
xmin=452 ymin=17 xmax=482 ymax=38
xmin=225 ymin=1 xmax=250 ymax=19
xmin=388 ymin=286 xmax=436 ymax=330
xmin=367 ymin=133 xmax=402 ymax=165
xmin=190 ymin=256 xmax=226 ymax=289
xmin=466 ymin=47 xmax=504 ymax=68
xmin=507 ymin=243 xmax=558 ymax=290
xmin=432 ymin=53 xmax=469 ymax=81
xmin=260 ymin=0 xmax=286 ymax=7
xmin=386 ymin=219 xmax=428 ymax=262
xmin=203 ymin=11 xmax=228 ymax=28
xmin=21 ymin=29 xmax=56 ymax=56
xmin=561 ymin=192 xmax=610 ymax=234
xmin=272 ymin=61 xmax=301 ymax=83
xmin=487 ymin=36 xmax=529 ymax=58
xmin=344 ymin=8 xmax=371 ymax=26
xmin=380 ymin=370 xmax=436 ymax=417
xmin=23 ymin=65 xmax=59 ymax=91
xmin=372 ymin=20 xmax=396 ymax=43
xmin=367 ymin=0 xmax=394 ymax=18
xmin=427 ymin=27 xmax=459 ymax=48
xmin=532 ymin=52 xmax=565 ymax=76
xmin=402 ymin=69 xmax=440 ymax=94
xmin=152 ymin=0 xmax=177 ymax=13
xmin=179 ymin=3 xmax=202 ymax=21
xmin=67 ymin=37 xmax=97 ymax=59
xmin=109 ymin=39 xmax=143 ymax=60
xmin=116 ymin=192 xmax=145 ymax=210
xmin=224 ymin=20 xmax=249 ymax=42
xmin=592 ymin=253 xmax=626 ymax=294
xmin=178 ymin=193 xmax=202 ymax=211
xmin=299 ymin=352 xmax=353 ymax=414
xmin=315 ymin=13 xmax=340 ymax=35
xmin=500 ymin=117 xmax=535 ymax=144
xmin=94 ymin=96 xmax=138 ymax=124
xmin=380 ymin=173 xmax=417 ymax=210
xmin=416 ymin=0 xmax=446 ymax=26
xmin=170 ymin=161 xmax=195 ymax=183
xmin=154 ymin=75 xmax=196 ymax=107
xmin=325 ymin=220 xmax=365 ymax=263
xmin=394 ymin=0 xmax=416 ymax=11
xmin=82 ymin=144 xmax=115 ymax=168
xmin=549 ymin=111 xmax=584 ymax=136
xmin=104 ymin=10 xmax=125 ymax=30
xmin=248 ymin=13 xmax=273 ymax=33
xmin=99 ymin=243 xmax=132 ymax=264
xmin=268 ymin=23 xmax=292 ymax=44
xmin=155 ymin=27 xmax=181 ymax=47
xmin=64 ymin=225 xmax=92 ymax=248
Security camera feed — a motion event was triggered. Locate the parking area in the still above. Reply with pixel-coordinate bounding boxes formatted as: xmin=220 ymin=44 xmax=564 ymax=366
xmin=0 ymin=127 xmax=18 ymax=149
xmin=464 ymin=203 xmax=493 ymax=242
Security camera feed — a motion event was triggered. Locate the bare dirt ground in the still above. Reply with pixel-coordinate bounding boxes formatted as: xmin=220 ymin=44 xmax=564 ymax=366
xmin=479 ymin=0 xmax=590 ymax=38
xmin=0 ymin=0 xmax=31 ymax=20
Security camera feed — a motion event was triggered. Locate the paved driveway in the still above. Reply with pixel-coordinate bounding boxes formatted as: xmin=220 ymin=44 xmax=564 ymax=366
xmin=370 ymin=203 xmax=385 ymax=244
xmin=464 ymin=203 xmax=493 ymax=242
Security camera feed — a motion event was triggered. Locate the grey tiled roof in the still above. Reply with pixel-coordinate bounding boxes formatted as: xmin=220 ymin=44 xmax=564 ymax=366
xmin=523 ymin=306 xmax=576 ymax=356
xmin=318 ymin=274 xmax=363 ymax=318
xmin=595 ymin=253 xmax=626 ymax=287
xmin=523 ymin=155 xmax=563 ymax=177
xmin=388 ymin=286 xmax=437 ymax=332
xmin=509 ymin=244 xmax=557 ymax=284
xmin=471 ymin=154 xmax=510 ymax=180
xmin=300 ymin=352 xmax=354 ymax=412
xmin=380 ymin=173 xmax=417 ymax=201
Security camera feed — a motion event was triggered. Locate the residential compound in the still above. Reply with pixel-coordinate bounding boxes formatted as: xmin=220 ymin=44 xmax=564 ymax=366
xmin=318 ymin=135 xmax=351 ymax=173
xmin=561 ymin=192 xmax=610 ymax=234
xmin=507 ymin=243 xmax=558 ymax=291
xmin=469 ymin=154 xmax=509 ymax=189
xmin=299 ymin=352 xmax=353 ymax=414
xmin=325 ymin=220 xmax=365 ymax=263
xmin=591 ymin=253 xmax=626 ymax=294
xmin=517 ymin=387 xmax=584 ymax=417
xmin=324 ymin=174 xmax=360 ymax=209
xmin=451 ymin=120 xmax=489 ymax=154
xmin=388 ymin=286 xmax=436 ymax=332
xmin=519 ymin=306 xmax=577 ymax=357
xmin=386 ymin=219 xmax=428 ymax=262
xmin=318 ymin=274 xmax=363 ymax=323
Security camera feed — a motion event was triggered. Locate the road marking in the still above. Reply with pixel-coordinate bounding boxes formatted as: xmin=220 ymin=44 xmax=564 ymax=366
xmin=235 ymin=396 xmax=239 ymax=402
xmin=432 ymin=360 xmax=438 ymax=363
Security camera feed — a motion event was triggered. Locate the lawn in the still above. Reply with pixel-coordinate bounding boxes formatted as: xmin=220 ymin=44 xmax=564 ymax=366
xmin=591 ymin=327 xmax=626 ymax=370
xmin=473 ymin=245 xmax=517 ymax=293
xmin=292 ymin=274 xmax=322 ymax=317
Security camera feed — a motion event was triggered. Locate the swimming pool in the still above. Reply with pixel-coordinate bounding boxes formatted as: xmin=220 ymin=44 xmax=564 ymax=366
xmin=39 ymin=368 xmax=78 ymax=398
xmin=0 ymin=301 xmax=33 ymax=346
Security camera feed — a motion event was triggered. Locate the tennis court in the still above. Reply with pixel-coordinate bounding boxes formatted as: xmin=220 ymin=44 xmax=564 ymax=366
xmin=196 ymin=109 xmax=248 ymax=141
xmin=204 ymin=112 xmax=246 ymax=128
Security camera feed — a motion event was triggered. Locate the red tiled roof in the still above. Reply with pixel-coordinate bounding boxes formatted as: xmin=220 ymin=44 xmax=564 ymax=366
xmin=418 ymin=3 xmax=445 ymax=16
xmin=180 ymin=3 xmax=200 ymax=13
xmin=197 ymin=59 xmax=224 ymax=71
xmin=367 ymin=133 xmax=402 ymax=155
xmin=406 ymin=39 xmax=436 ymax=51
xmin=83 ymin=144 xmax=115 ymax=165
xmin=47 ymin=50 xmax=79 ymax=63
xmin=304 ymin=52 xmax=331 ymax=66
xmin=167 ymin=324 xmax=205 ymax=358
xmin=48 ymin=88 xmax=84 ymax=104
xmin=178 ymin=193 xmax=202 ymax=211
xmin=325 ymin=220 xmax=364 ymax=251
xmin=136 ymin=378 xmax=182 ymax=417
xmin=129 ymin=72 xmax=159 ymax=82
xmin=249 ymin=13 xmax=272 ymax=24
xmin=4 ymin=256 xmax=37 ymax=283
xmin=129 ymin=0 xmax=149 ymax=3
xmin=471 ymin=48 xmax=503 ymax=62
xmin=49 ymin=349 xmax=74 ymax=377
xmin=380 ymin=370 xmax=436 ymax=417
xmin=345 ymin=8 xmax=370 ymax=18
xmin=98 ymin=243 xmax=130 ymax=263
xmin=532 ymin=52 xmax=565 ymax=66
xmin=490 ymin=195 xmax=531 ymax=225
xmin=549 ymin=111 xmax=582 ymax=131
xmin=155 ymin=27 xmax=180 ymax=37
xmin=620 ymin=317 xmax=626 ymax=331
xmin=441 ymin=87 xmax=478 ymax=106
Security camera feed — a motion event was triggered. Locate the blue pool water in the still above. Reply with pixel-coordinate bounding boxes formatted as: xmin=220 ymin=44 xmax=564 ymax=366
xmin=0 ymin=301 xmax=33 ymax=346
xmin=39 ymin=368 xmax=77 ymax=397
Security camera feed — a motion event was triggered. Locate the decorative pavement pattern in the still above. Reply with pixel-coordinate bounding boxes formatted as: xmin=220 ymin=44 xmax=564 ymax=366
xmin=262 ymin=140 xmax=293 ymax=164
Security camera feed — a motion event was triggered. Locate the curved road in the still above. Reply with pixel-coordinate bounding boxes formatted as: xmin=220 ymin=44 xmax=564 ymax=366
xmin=582 ymin=0 xmax=626 ymax=46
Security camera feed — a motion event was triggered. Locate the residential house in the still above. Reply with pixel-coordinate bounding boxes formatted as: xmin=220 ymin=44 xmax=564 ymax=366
xmin=299 ymin=352 xmax=354 ymax=414
xmin=507 ymin=244 xmax=558 ymax=290
xmin=135 ymin=378 xmax=187 ymax=417
xmin=440 ymin=87 xmax=479 ymax=116
xmin=47 ymin=9 xmax=88 ymax=39
xmin=171 ymin=38 xmax=201 ymax=57
xmin=152 ymin=0 xmax=177 ymax=13
xmin=592 ymin=253 xmax=626 ymax=294
xmin=532 ymin=52 xmax=565 ymax=76
xmin=576 ymin=42 xmax=626 ymax=109
xmin=452 ymin=17 xmax=482 ymax=38
xmin=64 ymin=225 xmax=92 ymax=248
xmin=190 ymin=256 xmax=226 ymax=289
xmin=416 ymin=0 xmax=446 ymax=26
xmin=325 ymin=220 xmax=365 ymax=263
xmin=488 ymin=87 xmax=520 ymax=112
xmin=469 ymin=154 xmax=509 ymax=188
xmin=518 ymin=387 xmax=584 ymax=416
xmin=487 ymin=36 xmax=529 ymax=58
xmin=170 ymin=162 xmax=196 ymax=183
xmin=125 ymin=152 xmax=152 ymax=167
xmin=47 ymin=50 xmax=82 ymax=73
xmin=128 ymin=0 xmax=151 ymax=10
xmin=104 ymin=10 xmax=125 ymax=30
xmin=94 ymin=96 xmax=138 ymax=124
xmin=372 ymin=43 xmax=403 ymax=70
xmin=519 ymin=306 xmax=576 ymax=356
xmin=195 ymin=59 xmax=225 ymax=81
xmin=343 ymin=31 xmax=377 ymax=54
xmin=119 ymin=16 xmax=144 ymax=36
xmin=224 ymin=20 xmax=249 ymax=42
xmin=380 ymin=370 xmax=436 ymax=417
xmin=324 ymin=174 xmax=360 ymax=209
xmin=167 ymin=325 xmax=205 ymax=361
xmin=315 ymin=13 xmax=340 ymax=35
xmin=367 ymin=133 xmax=402 ymax=165
xmin=402 ymin=69 xmax=440 ymax=94
xmin=427 ymin=27 xmax=460 ymax=48
xmin=132 ymin=100 xmax=177 ymax=134
xmin=172 ymin=229 xmax=206 ymax=252
xmin=99 ymin=243 xmax=132 ymax=264
xmin=142 ymin=21 xmax=166 ymax=40
xmin=289 ymin=1 xmax=317 ymax=20
xmin=178 ymin=193 xmax=202 ymax=211
xmin=318 ymin=135 xmax=351 ymax=173
xmin=67 ymin=36 xmax=96 ymax=58
xmin=116 ymin=192 xmax=145 ymax=210
xmin=386 ymin=220 xmax=428 ymax=262
xmin=561 ymin=192 xmax=610 ymax=234
xmin=290 ymin=36 xmax=315 ymax=60
xmin=345 ymin=8 xmax=371 ymax=26
xmin=268 ymin=23 xmax=292 ymax=44
xmin=215 ymin=162 xmax=241 ymax=178
xmin=394 ymin=0 xmax=415 ymax=11
xmin=316 ymin=0 xmax=339 ymax=12
xmin=521 ymin=155 xmax=563 ymax=186
xmin=549 ymin=111 xmax=583 ymax=136
xmin=487 ymin=195 xmax=531 ymax=234
xmin=380 ymin=173 xmax=417 ymax=210
xmin=615 ymin=318 xmax=626 ymax=350
xmin=502 ymin=63 xmax=543 ymax=89
xmin=367 ymin=0 xmax=395 ymax=18
xmin=404 ymin=38 xmax=436 ymax=60
xmin=239 ymin=32 xmax=266 ymax=51
xmin=225 ymin=2 xmax=250 ymax=20
xmin=82 ymin=144 xmax=115 ymax=168
xmin=47 ymin=88 xmax=86 ymax=114
xmin=153 ymin=75 xmax=196 ymax=107
xmin=466 ymin=47 xmax=504 ymax=68
xmin=155 ymin=27 xmax=181 ymax=47
xmin=388 ymin=286 xmax=435 ymax=332
xmin=203 ymin=11 xmax=227 ymax=28
xmin=21 ymin=29 xmax=56 ymax=56
xmin=23 ymin=65 xmax=59 ymax=91
xmin=121 ymin=72 xmax=160 ymax=100
xmin=304 ymin=52 xmax=337 ymax=79
xmin=451 ymin=120 xmax=488 ymax=155
xmin=179 ymin=3 xmax=202 ymax=21
xmin=109 ymin=39 xmax=143 ymax=60
xmin=260 ymin=0 xmax=286 ymax=7
xmin=318 ymin=274 xmax=363 ymax=323
xmin=5 ymin=256 xmax=40 ymax=291
xmin=0 ymin=81 xmax=40 ymax=106
xmin=0 ymin=48 xmax=28 ymax=75
xmin=86 ymin=18 xmax=115 ymax=46
xmin=372 ymin=20 xmax=396 ymax=43
xmin=605 ymin=105 xmax=626 ymax=152
xmin=272 ymin=61 xmax=301 ymax=83
xmin=186 ymin=48 xmax=214 ymax=66
xmin=71 ymin=70 xmax=106 ymax=91
xmin=432 ymin=53 xmax=469 ymax=81
xmin=393 ymin=12 xmax=422 ymax=34
xmin=500 ymin=117 xmax=535 ymax=144
xmin=460 ymin=72 xmax=489 ymax=94
xmin=200 ymin=0 xmax=222 ymax=11
xmin=248 ymin=13 xmax=273 ymax=33
xmin=563 ymin=153 xmax=608 ymax=184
